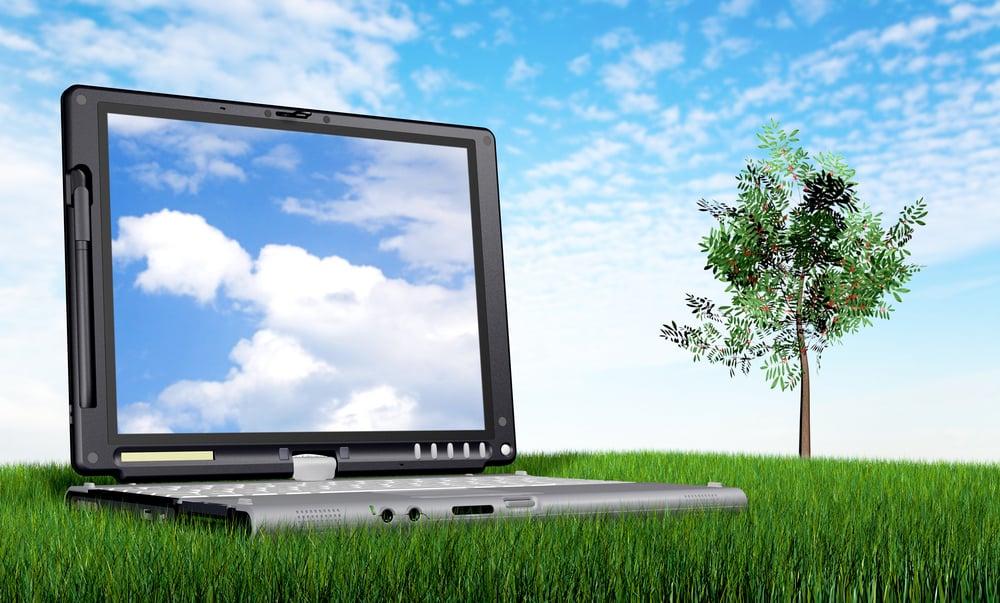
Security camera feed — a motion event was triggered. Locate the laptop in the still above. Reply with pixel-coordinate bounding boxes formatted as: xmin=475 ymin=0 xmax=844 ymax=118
xmin=60 ymin=85 xmax=747 ymax=533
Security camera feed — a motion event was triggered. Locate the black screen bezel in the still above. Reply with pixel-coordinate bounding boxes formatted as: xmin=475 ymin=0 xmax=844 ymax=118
xmin=62 ymin=85 xmax=516 ymax=480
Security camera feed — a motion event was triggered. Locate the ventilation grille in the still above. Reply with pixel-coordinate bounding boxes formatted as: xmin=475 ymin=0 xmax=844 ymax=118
xmin=681 ymin=493 xmax=720 ymax=501
xmin=295 ymin=507 xmax=344 ymax=525
xmin=684 ymin=492 xmax=719 ymax=500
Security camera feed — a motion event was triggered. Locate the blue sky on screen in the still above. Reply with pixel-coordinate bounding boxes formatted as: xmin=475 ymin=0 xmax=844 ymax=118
xmin=0 ymin=1 xmax=997 ymax=462
xmin=106 ymin=113 xmax=481 ymax=433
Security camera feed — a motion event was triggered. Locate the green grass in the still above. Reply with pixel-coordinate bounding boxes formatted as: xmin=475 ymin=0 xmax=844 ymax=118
xmin=2 ymin=451 xmax=999 ymax=601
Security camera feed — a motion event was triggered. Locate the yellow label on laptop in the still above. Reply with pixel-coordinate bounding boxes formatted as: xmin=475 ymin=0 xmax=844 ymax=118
xmin=120 ymin=451 xmax=214 ymax=462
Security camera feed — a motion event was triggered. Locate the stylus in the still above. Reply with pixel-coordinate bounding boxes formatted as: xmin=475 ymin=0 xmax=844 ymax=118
xmin=71 ymin=169 xmax=95 ymax=408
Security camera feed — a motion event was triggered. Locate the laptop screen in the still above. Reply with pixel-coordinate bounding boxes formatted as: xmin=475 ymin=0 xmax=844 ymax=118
xmin=104 ymin=113 xmax=486 ymax=435
xmin=63 ymin=86 xmax=515 ymax=478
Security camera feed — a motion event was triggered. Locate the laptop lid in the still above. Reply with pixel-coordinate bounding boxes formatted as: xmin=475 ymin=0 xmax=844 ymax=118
xmin=61 ymin=85 xmax=516 ymax=481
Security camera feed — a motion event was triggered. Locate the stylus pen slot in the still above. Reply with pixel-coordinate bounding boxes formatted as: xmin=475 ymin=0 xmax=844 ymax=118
xmin=74 ymin=241 xmax=95 ymax=408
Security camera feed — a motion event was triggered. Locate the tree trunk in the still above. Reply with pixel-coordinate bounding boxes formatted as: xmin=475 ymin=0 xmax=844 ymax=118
xmin=797 ymin=321 xmax=811 ymax=458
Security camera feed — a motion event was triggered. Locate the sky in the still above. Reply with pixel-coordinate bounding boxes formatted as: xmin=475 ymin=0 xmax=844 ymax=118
xmin=1 ymin=0 xmax=998 ymax=465
xmin=106 ymin=114 xmax=483 ymax=435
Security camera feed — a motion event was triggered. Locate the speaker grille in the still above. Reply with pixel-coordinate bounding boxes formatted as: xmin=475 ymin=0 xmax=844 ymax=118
xmin=295 ymin=507 xmax=344 ymax=525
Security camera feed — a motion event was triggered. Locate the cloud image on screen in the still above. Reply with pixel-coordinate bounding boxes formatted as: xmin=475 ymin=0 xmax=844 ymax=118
xmin=106 ymin=113 xmax=484 ymax=434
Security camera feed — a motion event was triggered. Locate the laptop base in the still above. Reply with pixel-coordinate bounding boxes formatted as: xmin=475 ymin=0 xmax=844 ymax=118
xmin=67 ymin=473 xmax=748 ymax=534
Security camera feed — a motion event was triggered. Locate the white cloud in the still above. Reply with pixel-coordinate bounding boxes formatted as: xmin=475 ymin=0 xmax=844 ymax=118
xmin=411 ymin=65 xmax=449 ymax=94
xmin=244 ymin=245 xmax=384 ymax=332
xmin=451 ymin=22 xmax=480 ymax=39
xmin=811 ymin=108 xmax=867 ymax=128
xmin=642 ymin=106 xmax=721 ymax=161
xmin=875 ymin=95 xmax=902 ymax=113
xmin=700 ymin=16 xmax=753 ymax=69
xmin=631 ymin=40 xmax=685 ymax=72
xmin=0 ymin=0 xmax=37 ymax=17
xmin=662 ymin=0 xmax=693 ymax=11
xmin=660 ymin=105 xmax=681 ymax=125
xmin=0 ymin=130 xmax=67 ymax=462
xmin=977 ymin=43 xmax=1000 ymax=60
xmin=704 ymin=36 xmax=753 ymax=69
xmin=701 ymin=16 xmax=724 ymax=43
xmin=946 ymin=2 xmax=1000 ymax=41
xmin=770 ymin=11 xmax=796 ymax=29
xmin=880 ymin=16 xmax=940 ymax=50
xmin=826 ymin=83 xmax=869 ymax=106
xmin=36 ymin=2 xmax=418 ymax=112
xmin=619 ymin=92 xmax=659 ymax=113
xmin=110 ymin=114 xmax=251 ymax=194
xmin=278 ymin=139 xmax=473 ymax=279
xmin=411 ymin=65 xmax=475 ymax=95
xmin=732 ymin=77 xmax=796 ymax=115
xmin=601 ymin=61 xmax=643 ymax=92
xmin=121 ymin=329 xmax=338 ymax=433
xmin=252 ymin=143 xmax=300 ymax=171
xmin=507 ymin=56 xmax=543 ymax=86
xmin=0 ymin=26 xmax=41 ymax=52
xmin=684 ymin=171 xmax=736 ymax=200
xmin=490 ymin=6 xmax=516 ymax=45
xmin=502 ymin=187 xmax=719 ymax=389
xmin=274 ymin=0 xmax=417 ymax=40
xmin=113 ymin=210 xmax=253 ymax=304
xmin=805 ymin=55 xmax=852 ymax=84
xmin=320 ymin=385 xmax=418 ymax=431
xmin=230 ymin=328 xmax=336 ymax=385
xmin=571 ymin=103 xmax=618 ymax=121
xmin=601 ymin=40 xmax=684 ymax=92
xmin=87 ymin=0 xmax=418 ymax=41
xmin=568 ymin=53 xmax=592 ymax=75
xmin=595 ymin=27 xmax=635 ymax=51
xmin=0 ymin=278 xmax=67 ymax=461
xmin=832 ymin=12 xmax=962 ymax=56
xmin=948 ymin=2 xmax=978 ymax=22
xmin=118 ymin=404 xmax=173 ymax=434
xmin=114 ymin=209 xmax=482 ymax=434
xmin=719 ymin=0 xmax=755 ymax=17
xmin=790 ymin=0 xmax=832 ymax=25
xmin=527 ymin=138 xmax=629 ymax=180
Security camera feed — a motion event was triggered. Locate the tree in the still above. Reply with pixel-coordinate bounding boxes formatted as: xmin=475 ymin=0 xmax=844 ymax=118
xmin=661 ymin=120 xmax=927 ymax=458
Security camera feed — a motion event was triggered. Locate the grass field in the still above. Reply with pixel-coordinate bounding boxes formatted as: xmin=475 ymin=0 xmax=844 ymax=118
xmin=2 ymin=451 xmax=999 ymax=601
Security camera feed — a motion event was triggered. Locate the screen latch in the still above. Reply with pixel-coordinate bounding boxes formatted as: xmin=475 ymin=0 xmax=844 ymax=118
xmin=291 ymin=454 xmax=337 ymax=481
xmin=274 ymin=109 xmax=312 ymax=119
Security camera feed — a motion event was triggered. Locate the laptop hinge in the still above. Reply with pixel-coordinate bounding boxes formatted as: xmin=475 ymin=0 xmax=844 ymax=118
xmin=291 ymin=454 xmax=337 ymax=481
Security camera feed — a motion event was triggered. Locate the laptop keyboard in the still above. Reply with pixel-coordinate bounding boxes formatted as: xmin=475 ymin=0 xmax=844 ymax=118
xmin=90 ymin=473 xmax=615 ymax=499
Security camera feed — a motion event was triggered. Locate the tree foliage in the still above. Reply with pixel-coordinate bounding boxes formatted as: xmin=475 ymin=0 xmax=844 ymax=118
xmin=662 ymin=120 xmax=927 ymax=394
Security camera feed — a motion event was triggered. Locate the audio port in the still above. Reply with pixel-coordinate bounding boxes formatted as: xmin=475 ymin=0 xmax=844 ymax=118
xmin=407 ymin=507 xmax=421 ymax=522
xmin=380 ymin=508 xmax=394 ymax=523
